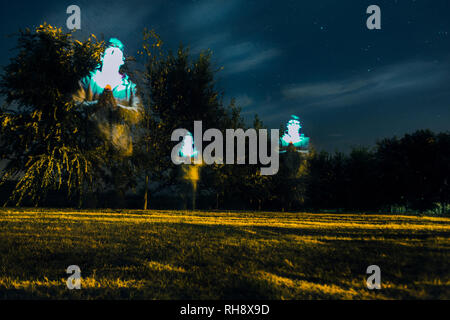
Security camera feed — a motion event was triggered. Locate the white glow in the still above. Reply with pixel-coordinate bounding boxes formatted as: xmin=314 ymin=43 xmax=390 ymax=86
xmin=180 ymin=132 xmax=198 ymax=158
xmin=282 ymin=120 xmax=302 ymax=145
xmin=92 ymin=46 xmax=125 ymax=90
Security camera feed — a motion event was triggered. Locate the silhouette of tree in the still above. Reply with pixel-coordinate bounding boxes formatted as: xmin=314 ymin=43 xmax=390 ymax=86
xmin=346 ymin=147 xmax=379 ymax=211
xmin=135 ymin=32 xmax=232 ymax=209
xmin=436 ymin=132 xmax=450 ymax=214
xmin=0 ymin=24 xmax=105 ymax=206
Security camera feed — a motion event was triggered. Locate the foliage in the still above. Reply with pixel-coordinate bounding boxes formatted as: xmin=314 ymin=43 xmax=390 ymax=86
xmin=376 ymin=130 xmax=445 ymax=212
xmin=304 ymin=130 xmax=450 ymax=214
xmin=0 ymin=24 xmax=105 ymax=206
xmin=134 ymin=30 xmax=240 ymax=208
xmin=1 ymin=25 xmax=448 ymax=214
xmin=269 ymin=144 xmax=310 ymax=211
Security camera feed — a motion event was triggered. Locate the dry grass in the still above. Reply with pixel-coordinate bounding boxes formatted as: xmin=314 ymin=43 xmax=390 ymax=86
xmin=0 ymin=208 xmax=449 ymax=299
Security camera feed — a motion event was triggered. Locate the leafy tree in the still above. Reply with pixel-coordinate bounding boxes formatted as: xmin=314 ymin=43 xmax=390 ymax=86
xmin=398 ymin=130 xmax=440 ymax=212
xmin=135 ymin=30 xmax=231 ymax=209
xmin=436 ymin=132 xmax=450 ymax=214
xmin=198 ymin=98 xmax=246 ymax=209
xmin=238 ymin=115 xmax=272 ymax=210
xmin=346 ymin=147 xmax=379 ymax=211
xmin=376 ymin=130 xmax=440 ymax=213
xmin=375 ymin=136 xmax=406 ymax=211
xmin=0 ymin=24 xmax=105 ymax=206
xmin=306 ymin=151 xmax=334 ymax=210
xmin=270 ymin=144 xmax=309 ymax=211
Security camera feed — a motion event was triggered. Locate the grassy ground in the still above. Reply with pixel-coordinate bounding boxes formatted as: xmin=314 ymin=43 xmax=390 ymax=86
xmin=0 ymin=208 xmax=449 ymax=299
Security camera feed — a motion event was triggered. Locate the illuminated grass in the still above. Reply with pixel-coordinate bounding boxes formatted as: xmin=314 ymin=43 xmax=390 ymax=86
xmin=0 ymin=209 xmax=449 ymax=299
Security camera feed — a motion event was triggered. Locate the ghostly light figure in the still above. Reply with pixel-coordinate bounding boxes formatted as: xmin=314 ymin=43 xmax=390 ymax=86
xmin=280 ymin=115 xmax=310 ymax=153
xmin=74 ymin=38 xmax=140 ymax=111
xmin=73 ymin=38 xmax=141 ymax=157
xmin=179 ymin=132 xmax=198 ymax=159
xmin=176 ymin=131 xmax=200 ymax=210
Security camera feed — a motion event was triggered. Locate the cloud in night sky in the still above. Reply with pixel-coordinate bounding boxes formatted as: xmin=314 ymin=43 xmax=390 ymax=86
xmin=222 ymin=47 xmax=280 ymax=75
xmin=1 ymin=0 xmax=450 ymax=152
xmin=178 ymin=0 xmax=239 ymax=30
xmin=191 ymin=32 xmax=231 ymax=54
xmin=235 ymin=94 xmax=254 ymax=108
xmin=193 ymin=39 xmax=280 ymax=75
xmin=42 ymin=0 xmax=155 ymax=44
xmin=282 ymin=60 xmax=449 ymax=110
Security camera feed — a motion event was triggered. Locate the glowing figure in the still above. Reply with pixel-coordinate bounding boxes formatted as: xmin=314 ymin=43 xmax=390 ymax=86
xmin=179 ymin=132 xmax=198 ymax=158
xmin=73 ymin=38 xmax=140 ymax=111
xmin=73 ymin=38 xmax=141 ymax=156
xmin=177 ymin=131 xmax=200 ymax=210
xmin=280 ymin=115 xmax=310 ymax=152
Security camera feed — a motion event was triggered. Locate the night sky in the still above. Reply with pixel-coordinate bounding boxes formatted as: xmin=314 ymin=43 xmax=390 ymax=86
xmin=1 ymin=0 xmax=449 ymax=152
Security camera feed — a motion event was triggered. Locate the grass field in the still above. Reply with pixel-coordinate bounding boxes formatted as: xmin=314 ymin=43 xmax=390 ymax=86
xmin=0 ymin=208 xmax=449 ymax=299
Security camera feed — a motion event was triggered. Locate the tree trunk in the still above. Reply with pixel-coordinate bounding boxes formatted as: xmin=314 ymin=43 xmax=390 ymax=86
xmin=216 ymin=193 xmax=219 ymax=210
xmin=143 ymin=175 xmax=149 ymax=210
xmin=192 ymin=182 xmax=196 ymax=210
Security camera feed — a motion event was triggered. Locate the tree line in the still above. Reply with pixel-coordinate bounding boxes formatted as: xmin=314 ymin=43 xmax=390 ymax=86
xmin=0 ymin=24 xmax=448 ymax=215
xmin=305 ymin=130 xmax=450 ymax=214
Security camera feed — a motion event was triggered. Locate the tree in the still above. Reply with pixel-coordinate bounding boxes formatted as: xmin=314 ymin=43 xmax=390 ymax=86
xmin=270 ymin=144 xmax=309 ymax=211
xmin=436 ymin=132 xmax=450 ymax=214
xmin=306 ymin=151 xmax=334 ymax=210
xmin=135 ymin=30 xmax=231 ymax=209
xmin=374 ymin=129 xmax=446 ymax=213
xmin=346 ymin=147 xmax=379 ymax=211
xmin=399 ymin=130 xmax=440 ymax=212
xmin=198 ymin=98 xmax=246 ymax=209
xmin=239 ymin=115 xmax=272 ymax=210
xmin=0 ymin=24 xmax=105 ymax=206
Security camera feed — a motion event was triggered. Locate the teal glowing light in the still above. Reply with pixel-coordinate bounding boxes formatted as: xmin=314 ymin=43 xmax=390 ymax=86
xmin=76 ymin=38 xmax=139 ymax=108
xmin=280 ymin=115 xmax=310 ymax=150
xmin=179 ymin=132 xmax=198 ymax=158
xmin=107 ymin=38 xmax=124 ymax=51
xmin=90 ymin=38 xmax=126 ymax=97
